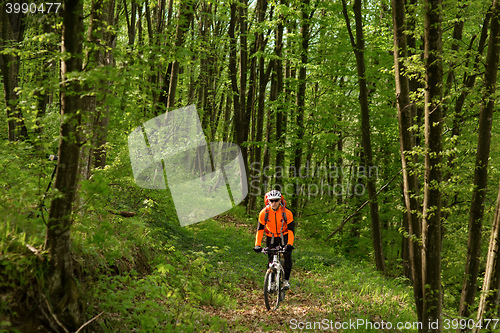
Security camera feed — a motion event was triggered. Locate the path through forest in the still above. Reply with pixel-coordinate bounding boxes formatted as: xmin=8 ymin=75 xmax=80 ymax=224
xmin=191 ymin=214 xmax=414 ymax=333
xmin=195 ymin=215 xmax=335 ymax=332
xmin=201 ymin=271 xmax=333 ymax=332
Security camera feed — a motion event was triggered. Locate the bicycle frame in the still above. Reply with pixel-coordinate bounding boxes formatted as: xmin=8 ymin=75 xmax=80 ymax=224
xmin=261 ymin=246 xmax=286 ymax=310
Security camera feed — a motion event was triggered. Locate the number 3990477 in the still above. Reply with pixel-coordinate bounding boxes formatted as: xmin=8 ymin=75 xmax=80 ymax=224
xmin=5 ymin=3 xmax=61 ymax=14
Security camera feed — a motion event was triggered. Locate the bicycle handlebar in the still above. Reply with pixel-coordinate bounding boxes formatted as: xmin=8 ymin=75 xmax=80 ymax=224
xmin=261 ymin=246 xmax=286 ymax=254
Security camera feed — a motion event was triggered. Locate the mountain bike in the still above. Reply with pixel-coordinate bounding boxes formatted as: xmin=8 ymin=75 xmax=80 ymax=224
xmin=261 ymin=246 xmax=286 ymax=310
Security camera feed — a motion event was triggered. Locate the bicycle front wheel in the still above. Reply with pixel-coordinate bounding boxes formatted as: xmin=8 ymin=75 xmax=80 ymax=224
xmin=278 ymin=267 xmax=286 ymax=302
xmin=264 ymin=268 xmax=278 ymax=310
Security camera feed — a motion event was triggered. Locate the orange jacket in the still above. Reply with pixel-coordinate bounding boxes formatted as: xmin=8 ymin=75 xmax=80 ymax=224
xmin=255 ymin=206 xmax=294 ymax=246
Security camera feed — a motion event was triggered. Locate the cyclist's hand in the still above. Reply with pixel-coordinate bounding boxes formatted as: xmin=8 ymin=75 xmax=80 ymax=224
xmin=284 ymin=244 xmax=294 ymax=253
xmin=253 ymin=246 xmax=262 ymax=253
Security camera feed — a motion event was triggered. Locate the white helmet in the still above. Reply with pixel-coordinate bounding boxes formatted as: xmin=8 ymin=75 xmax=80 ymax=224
xmin=265 ymin=190 xmax=282 ymax=202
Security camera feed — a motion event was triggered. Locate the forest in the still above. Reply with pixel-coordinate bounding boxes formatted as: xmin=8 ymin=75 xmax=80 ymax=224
xmin=2 ymin=0 xmax=500 ymax=331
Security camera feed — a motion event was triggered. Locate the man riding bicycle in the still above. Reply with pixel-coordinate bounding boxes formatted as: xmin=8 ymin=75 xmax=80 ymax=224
xmin=253 ymin=190 xmax=295 ymax=290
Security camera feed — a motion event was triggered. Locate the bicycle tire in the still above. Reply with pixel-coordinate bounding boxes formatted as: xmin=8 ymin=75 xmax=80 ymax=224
xmin=275 ymin=268 xmax=282 ymax=306
xmin=278 ymin=253 xmax=286 ymax=302
xmin=278 ymin=267 xmax=286 ymax=302
xmin=264 ymin=268 xmax=278 ymax=310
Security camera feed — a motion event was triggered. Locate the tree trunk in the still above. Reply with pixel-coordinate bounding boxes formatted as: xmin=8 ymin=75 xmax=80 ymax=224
xmin=391 ymin=0 xmax=423 ymax=323
xmin=291 ymin=0 xmax=311 ymax=213
xmin=449 ymin=10 xmax=490 ymax=161
xmin=34 ymin=18 xmax=57 ymax=138
xmin=475 ymin=181 xmax=500 ymax=332
xmin=167 ymin=0 xmax=196 ymax=109
xmin=79 ymin=0 xmax=116 ymax=180
xmin=93 ymin=0 xmax=116 ymax=169
xmin=248 ymin=0 xmax=269 ymax=212
xmin=459 ymin=0 xmax=500 ymax=320
xmin=245 ymin=5 xmax=259 ymax=213
xmin=421 ymin=0 xmax=444 ymax=330
xmin=342 ymin=0 xmax=386 ymax=274
xmin=149 ymin=0 xmax=167 ymax=113
xmin=229 ymin=0 xmax=252 ymax=201
xmin=0 ymin=5 xmax=29 ymax=141
xmin=44 ymin=0 xmax=85 ymax=330
xmin=123 ymin=0 xmax=137 ymax=47
xmin=274 ymin=0 xmax=286 ymax=189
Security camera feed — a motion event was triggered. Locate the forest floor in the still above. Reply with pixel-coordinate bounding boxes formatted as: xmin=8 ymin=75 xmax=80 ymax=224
xmin=0 ymin=205 xmax=419 ymax=332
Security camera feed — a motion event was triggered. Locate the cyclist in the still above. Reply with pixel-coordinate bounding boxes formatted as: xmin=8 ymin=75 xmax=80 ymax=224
xmin=253 ymin=190 xmax=295 ymax=290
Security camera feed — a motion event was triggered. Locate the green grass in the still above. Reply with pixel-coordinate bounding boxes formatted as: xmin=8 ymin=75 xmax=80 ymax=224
xmin=1 ymin=186 xmax=419 ymax=332
xmin=77 ymin=202 xmax=420 ymax=332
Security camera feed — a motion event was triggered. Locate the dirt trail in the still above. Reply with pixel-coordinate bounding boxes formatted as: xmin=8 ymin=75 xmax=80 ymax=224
xmin=204 ymin=215 xmax=337 ymax=332
xmin=201 ymin=272 xmax=331 ymax=332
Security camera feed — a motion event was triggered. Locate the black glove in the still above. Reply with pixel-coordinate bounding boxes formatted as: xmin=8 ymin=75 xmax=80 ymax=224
xmin=253 ymin=246 xmax=262 ymax=253
xmin=284 ymin=244 xmax=294 ymax=253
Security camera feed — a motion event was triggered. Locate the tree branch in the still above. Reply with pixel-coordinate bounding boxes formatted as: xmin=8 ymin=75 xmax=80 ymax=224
xmin=325 ymin=169 xmax=402 ymax=241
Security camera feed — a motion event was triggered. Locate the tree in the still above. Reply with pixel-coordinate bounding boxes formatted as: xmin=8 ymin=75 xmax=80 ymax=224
xmin=273 ymin=0 xmax=286 ymax=190
xmin=291 ymin=0 xmax=311 ymax=213
xmin=0 ymin=1 xmax=29 ymax=141
xmin=459 ymin=0 xmax=500 ymax=320
xmin=247 ymin=0 xmax=271 ymax=212
xmin=79 ymin=0 xmax=116 ymax=180
xmin=391 ymin=0 xmax=423 ymax=323
xmin=421 ymin=0 xmax=444 ymax=329
xmin=166 ymin=0 xmax=196 ymax=109
xmin=229 ymin=0 xmax=252 ymax=197
xmin=342 ymin=0 xmax=386 ymax=274
xmin=44 ymin=0 xmax=85 ymax=330
xmin=476 ymin=182 xmax=500 ymax=332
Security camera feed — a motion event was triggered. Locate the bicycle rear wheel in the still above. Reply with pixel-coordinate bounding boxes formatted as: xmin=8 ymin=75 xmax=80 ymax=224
xmin=264 ymin=268 xmax=278 ymax=310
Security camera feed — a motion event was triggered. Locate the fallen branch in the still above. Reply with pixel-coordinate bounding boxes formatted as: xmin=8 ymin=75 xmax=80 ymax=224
xmin=75 ymin=311 xmax=104 ymax=333
xmin=325 ymin=169 xmax=402 ymax=241
xmin=41 ymin=293 xmax=69 ymax=333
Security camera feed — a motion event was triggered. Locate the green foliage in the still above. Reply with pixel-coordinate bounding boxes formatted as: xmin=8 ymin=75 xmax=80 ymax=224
xmin=3 ymin=0 xmax=500 ymax=329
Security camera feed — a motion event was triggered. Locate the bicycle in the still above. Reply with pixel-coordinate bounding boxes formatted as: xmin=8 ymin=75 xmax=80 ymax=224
xmin=261 ymin=246 xmax=287 ymax=310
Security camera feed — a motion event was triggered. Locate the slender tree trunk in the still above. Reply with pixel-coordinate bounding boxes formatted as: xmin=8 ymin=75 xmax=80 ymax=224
xmin=245 ymin=3 xmax=259 ymax=213
xmin=79 ymin=0 xmax=116 ymax=180
xmin=34 ymin=18 xmax=57 ymax=137
xmin=167 ymin=0 xmax=196 ymax=109
xmin=421 ymin=0 xmax=444 ymax=330
xmin=0 ymin=4 xmax=28 ymax=141
xmin=93 ymin=0 xmax=116 ymax=169
xmin=459 ymin=0 xmax=500 ymax=320
xmin=454 ymin=9 xmax=490 ymax=125
xmin=229 ymin=0 xmax=252 ymax=201
xmin=228 ymin=2 xmax=240 ymax=121
xmin=44 ymin=0 xmax=85 ymax=330
xmin=406 ymin=0 xmax=424 ymax=148
xmin=392 ymin=0 xmax=423 ymax=323
xmin=149 ymin=0 xmax=167 ymax=113
xmin=476 ymin=181 xmax=500 ymax=332
xmin=248 ymin=0 xmax=269 ymax=212
xmin=274 ymin=0 xmax=285 ymax=188
xmin=292 ymin=0 xmax=311 ymax=212
xmin=335 ymin=77 xmax=344 ymax=205
xmin=123 ymin=0 xmax=137 ymax=47
xmin=238 ymin=0 xmax=250 ymax=167
xmin=342 ymin=0 xmax=386 ymax=274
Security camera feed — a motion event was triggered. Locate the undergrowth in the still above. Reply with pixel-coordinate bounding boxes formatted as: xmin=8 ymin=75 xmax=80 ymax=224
xmin=0 ymin=147 xmax=419 ymax=332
